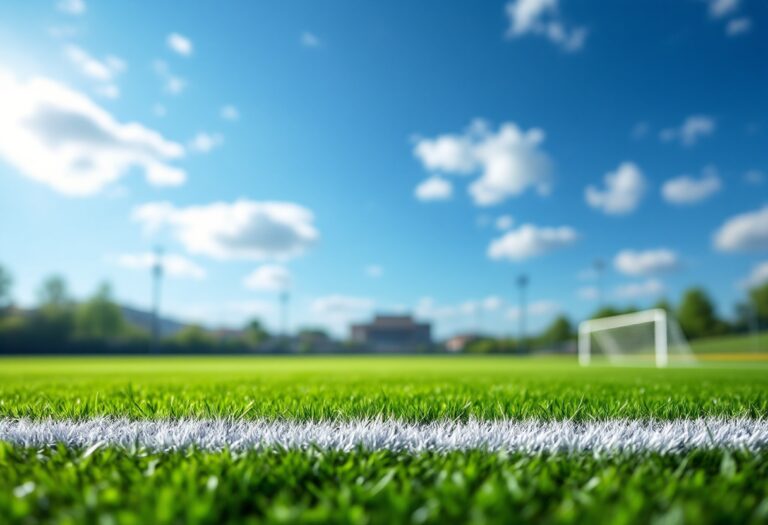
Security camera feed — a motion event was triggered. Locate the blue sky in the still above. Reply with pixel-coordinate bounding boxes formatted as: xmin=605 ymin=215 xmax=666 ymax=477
xmin=0 ymin=0 xmax=766 ymax=338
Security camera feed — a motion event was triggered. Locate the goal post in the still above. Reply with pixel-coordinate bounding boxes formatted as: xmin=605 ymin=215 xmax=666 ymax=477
xmin=578 ymin=309 xmax=693 ymax=368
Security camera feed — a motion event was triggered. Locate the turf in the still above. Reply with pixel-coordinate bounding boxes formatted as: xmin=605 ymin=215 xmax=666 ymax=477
xmin=0 ymin=356 xmax=767 ymax=421
xmin=2 ymin=446 xmax=768 ymax=525
xmin=2 ymin=355 xmax=768 ymax=524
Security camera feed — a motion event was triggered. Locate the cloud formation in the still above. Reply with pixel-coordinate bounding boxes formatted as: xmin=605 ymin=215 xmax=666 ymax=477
xmin=114 ymin=252 xmax=205 ymax=280
xmin=220 ymin=105 xmax=240 ymax=121
xmin=414 ymin=176 xmax=452 ymax=201
xmin=662 ymin=167 xmax=722 ymax=205
xmin=614 ymin=249 xmax=680 ymax=276
xmin=613 ymin=278 xmax=665 ymax=299
xmin=413 ymin=120 xmax=552 ymax=206
xmin=659 ymin=115 xmax=715 ymax=146
xmin=188 ymin=132 xmax=223 ymax=154
xmin=496 ymin=215 xmax=514 ymax=231
xmin=585 ymin=162 xmax=646 ymax=215
xmin=0 ymin=67 xmax=185 ymax=196
xmin=741 ymin=261 xmax=768 ymax=289
xmin=726 ymin=17 xmax=752 ymax=36
xmin=365 ymin=265 xmax=383 ymax=278
xmin=713 ymin=205 xmax=768 ymax=252
xmin=301 ymin=32 xmax=321 ymax=48
xmin=488 ymin=224 xmax=578 ymax=261
xmin=505 ymin=0 xmax=587 ymax=52
xmin=64 ymin=45 xmax=125 ymax=99
xmin=132 ymin=200 xmax=319 ymax=261
xmin=57 ymin=0 xmax=85 ymax=15
xmin=153 ymin=60 xmax=186 ymax=95
xmin=167 ymin=33 xmax=193 ymax=56
xmin=244 ymin=264 xmax=291 ymax=292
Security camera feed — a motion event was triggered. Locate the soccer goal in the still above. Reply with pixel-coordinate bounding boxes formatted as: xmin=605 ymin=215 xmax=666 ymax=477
xmin=578 ymin=309 xmax=694 ymax=368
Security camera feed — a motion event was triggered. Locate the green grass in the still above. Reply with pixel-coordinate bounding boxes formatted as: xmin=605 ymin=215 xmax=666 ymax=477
xmin=690 ymin=331 xmax=768 ymax=354
xmin=1 ymin=355 xmax=768 ymax=524
xmin=2 ymin=446 xmax=767 ymax=525
xmin=0 ymin=356 xmax=767 ymax=421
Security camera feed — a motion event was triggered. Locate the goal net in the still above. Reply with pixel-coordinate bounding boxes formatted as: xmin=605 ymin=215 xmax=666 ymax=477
xmin=578 ymin=309 xmax=695 ymax=367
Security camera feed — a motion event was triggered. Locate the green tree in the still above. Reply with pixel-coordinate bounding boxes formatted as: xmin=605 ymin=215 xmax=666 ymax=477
xmin=170 ymin=325 xmax=216 ymax=348
xmin=242 ymin=319 xmax=270 ymax=347
xmin=653 ymin=298 xmax=673 ymax=314
xmin=677 ymin=287 xmax=727 ymax=339
xmin=0 ymin=264 xmax=12 ymax=312
xmin=35 ymin=275 xmax=75 ymax=343
xmin=74 ymin=283 xmax=127 ymax=340
xmin=749 ymin=282 xmax=768 ymax=326
xmin=537 ymin=315 xmax=574 ymax=346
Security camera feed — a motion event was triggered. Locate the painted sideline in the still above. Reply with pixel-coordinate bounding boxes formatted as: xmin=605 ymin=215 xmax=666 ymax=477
xmin=1 ymin=418 xmax=767 ymax=453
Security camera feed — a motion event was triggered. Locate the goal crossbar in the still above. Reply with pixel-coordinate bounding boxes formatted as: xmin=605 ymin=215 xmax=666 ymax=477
xmin=578 ymin=309 xmax=669 ymax=368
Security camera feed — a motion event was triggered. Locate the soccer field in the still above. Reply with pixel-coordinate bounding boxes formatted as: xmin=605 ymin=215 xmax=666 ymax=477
xmin=1 ymin=356 xmax=767 ymax=524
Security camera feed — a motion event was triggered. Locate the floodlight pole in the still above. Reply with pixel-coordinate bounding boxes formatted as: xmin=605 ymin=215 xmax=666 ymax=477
xmin=151 ymin=245 xmax=164 ymax=352
xmin=517 ymin=274 xmax=529 ymax=352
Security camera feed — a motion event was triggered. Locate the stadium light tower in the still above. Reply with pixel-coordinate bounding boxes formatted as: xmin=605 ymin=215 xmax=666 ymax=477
xmin=517 ymin=274 xmax=529 ymax=352
xmin=151 ymin=245 xmax=164 ymax=352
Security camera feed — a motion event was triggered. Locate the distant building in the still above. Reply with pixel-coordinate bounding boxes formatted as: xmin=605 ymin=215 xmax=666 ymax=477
xmin=350 ymin=314 xmax=431 ymax=352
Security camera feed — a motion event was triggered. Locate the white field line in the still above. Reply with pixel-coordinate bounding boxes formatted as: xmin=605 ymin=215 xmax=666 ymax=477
xmin=1 ymin=418 xmax=768 ymax=454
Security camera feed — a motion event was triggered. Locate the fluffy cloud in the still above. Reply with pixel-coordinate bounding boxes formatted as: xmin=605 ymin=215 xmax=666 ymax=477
xmin=414 ymin=176 xmax=453 ymax=201
xmin=488 ymin=223 xmax=578 ymax=261
xmin=188 ymin=132 xmax=223 ymax=154
xmin=662 ymin=168 xmax=722 ymax=205
xmin=507 ymin=300 xmax=561 ymax=320
xmin=505 ymin=0 xmax=587 ymax=52
xmin=741 ymin=261 xmax=768 ymax=289
xmin=167 ymin=33 xmax=193 ymax=56
xmin=114 ymin=252 xmax=205 ymax=280
xmin=585 ymin=162 xmax=646 ymax=215
xmin=614 ymin=249 xmax=680 ymax=276
xmin=744 ymin=170 xmax=765 ymax=186
xmin=726 ymin=17 xmax=752 ymax=36
xmin=713 ymin=205 xmax=768 ymax=252
xmin=413 ymin=120 xmax=552 ymax=206
xmin=57 ymin=0 xmax=85 ymax=15
xmin=708 ymin=0 xmax=739 ymax=18
xmin=244 ymin=264 xmax=291 ymax=292
xmin=613 ymin=279 xmax=665 ymax=299
xmin=495 ymin=214 xmax=514 ymax=231
xmin=132 ymin=199 xmax=319 ymax=261
xmin=365 ymin=265 xmax=383 ymax=278
xmin=312 ymin=295 xmax=374 ymax=315
xmin=64 ymin=45 xmax=125 ymax=84
xmin=0 ymin=67 xmax=185 ymax=196
xmin=220 ymin=105 xmax=240 ymax=121
xmin=659 ymin=115 xmax=715 ymax=146
xmin=578 ymin=286 xmax=599 ymax=301
xmin=301 ymin=32 xmax=321 ymax=48
xmin=153 ymin=60 xmax=186 ymax=95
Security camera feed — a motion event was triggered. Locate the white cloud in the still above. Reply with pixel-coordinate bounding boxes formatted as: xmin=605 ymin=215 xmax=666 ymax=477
xmin=220 ymin=105 xmax=239 ymax=121
xmin=95 ymin=84 xmax=120 ymax=100
xmin=414 ymin=176 xmax=453 ymax=201
xmin=64 ymin=45 xmax=125 ymax=83
xmin=613 ymin=279 xmax=665 ymax=299
xmin=132 ymin=199 xmax=319 ymax=261
xmin=662 ymin=167 xmax=721 ymax=205
xmin=57 ymin=0 xmax=85 ymax=15
xmin=488 ymin=223 xmax=578 ymax=261
xmin=744 ymin=170 xmax=765 ymax=186
xmin=365 ymin=265 xmax=383 ymax=278
xmin=188 ymin=132 xmax=223 ymax=154
xmin=244 ymin=264 xmax=291 ymax=292
xmin=413 ymin=120 xmax=552 ymax=206
xmin=741 ymin=261 xmax=768 ymax=289
xmin=312 ymin=295 xmax=372 ymax=316
xmin=0 ymin=67 xmax=185 ymax=196
xmin=507 ymin=300 xmax=561 ymax=320
xmin=153 ymin=60 xmax=186 ymax=95
xmin=495 ymin=214 xmax=514 ymax=231
xmin=114 ymin=252 xmax=205 ymax=280
xmin=585 ymin=162 xmax=646 ymax=215
xmin=709 ymin=0 xmax=739 ymax=18
xmin=659 ymin=115 xmax=715 ymax=146
xmin=614 ymin=249 xmax=680 ymax=276
xmin=505 ymin=0 xmax=587 ymax=52
xmin=726 ymin=17 xmax=752 ymax=35
xmin=482 ymin=296 xmax=504 ymax=311
xmin=578 ymin=286 xmax=599 ymax=301
xmin=301 ymin=32 xmax=321 ymax=48
xmin=167 ymin=33 xmax=193 ymax=56
xmin=713 ymin=205 xmax=768 ymax=252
